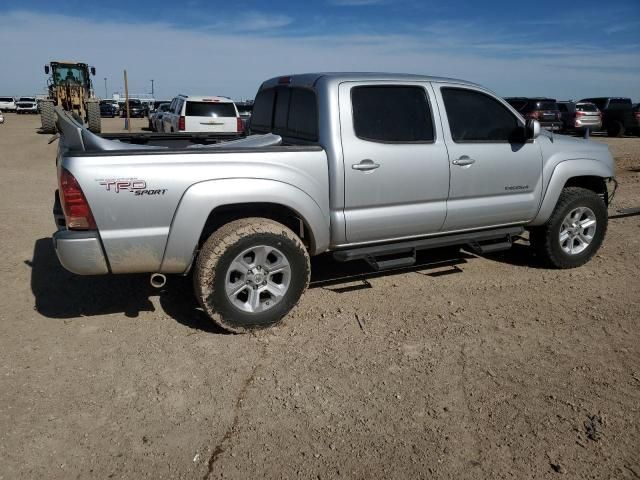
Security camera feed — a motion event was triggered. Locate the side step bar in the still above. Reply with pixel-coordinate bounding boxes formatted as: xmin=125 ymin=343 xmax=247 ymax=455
xmin=333 ymin=226 xmax=523 ymax=271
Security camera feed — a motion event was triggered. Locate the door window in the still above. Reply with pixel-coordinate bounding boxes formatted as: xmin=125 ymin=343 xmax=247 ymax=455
xmin=351 ymin=86 xmax=434 ymax=143
xmin=442 ymin=88 xmax=521 ymax=143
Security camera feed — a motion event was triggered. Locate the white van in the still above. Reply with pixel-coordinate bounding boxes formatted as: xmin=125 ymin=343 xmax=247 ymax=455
xmin=162 ymin=95 xmax=242 ymax=133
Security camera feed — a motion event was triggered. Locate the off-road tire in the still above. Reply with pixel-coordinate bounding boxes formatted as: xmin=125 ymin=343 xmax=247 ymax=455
xmin=529 ymin=187 xmax=607 ymax=269
xmin=40 ymin=100 xmax=56 ymax=133
xmin=194 ymin=218 xmax=310 ymax=333
xmin=87 ymin=101 xmax=101 ymax=133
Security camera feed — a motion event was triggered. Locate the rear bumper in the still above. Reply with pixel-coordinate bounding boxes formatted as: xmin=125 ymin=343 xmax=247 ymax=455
xmin=574 ymin=119 xmax=602 ymax=130
xmin=540 ymin=122 xmax=562 ymax=131
xmin=53 ymin=191 xmax=109 ymax=275
xmin=53 ymin=230 xmax=109 ymax=275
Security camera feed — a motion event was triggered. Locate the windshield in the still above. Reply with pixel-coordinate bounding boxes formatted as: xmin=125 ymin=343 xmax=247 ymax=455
xmin=0 ymin=97 xmax=14 ymax=102
xmin=52 ymin=65 xmax=87 ymax=86
xmin=19 ymin=97 xmax=35 ymax=102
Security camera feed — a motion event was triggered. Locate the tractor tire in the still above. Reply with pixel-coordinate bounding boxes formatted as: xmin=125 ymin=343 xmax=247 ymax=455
xmin=40 ymin=101 xmax=56 ymax=133
xmin=87 ymin=101 xmax=101 ymax=133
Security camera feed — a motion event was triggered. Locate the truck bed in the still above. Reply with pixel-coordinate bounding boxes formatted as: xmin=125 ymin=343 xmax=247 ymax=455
xmin=100 ymin=131 xmax=245 ymax=149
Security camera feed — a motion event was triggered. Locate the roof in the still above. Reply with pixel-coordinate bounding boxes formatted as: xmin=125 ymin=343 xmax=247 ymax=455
xmin=177 ymin=95 xmax=234 ymax=102
xmin=260 ymin=72 xmax=482 ymax=89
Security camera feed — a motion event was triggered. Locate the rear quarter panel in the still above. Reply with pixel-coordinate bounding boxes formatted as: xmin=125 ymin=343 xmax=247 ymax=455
xmin=62 ymin=148 xmax=329 ymax=274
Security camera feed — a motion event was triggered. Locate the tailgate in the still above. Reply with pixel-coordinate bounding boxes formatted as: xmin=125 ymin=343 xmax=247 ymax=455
xmin=186 ymin=115 xmax=237 ymax=132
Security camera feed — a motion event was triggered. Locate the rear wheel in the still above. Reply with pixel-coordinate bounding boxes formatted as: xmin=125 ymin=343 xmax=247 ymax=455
xmin=607 ymin=121 xmax=624 ymax=137
xmin=529 ymin=187 xmax=607 ymax=269
xmin=194 ymin=218 xmax=310 ymax=333
xmin=87 ymin=101 xmax=101 ymax=133
xmin=40 ymin=100 xmax=56 ymax=133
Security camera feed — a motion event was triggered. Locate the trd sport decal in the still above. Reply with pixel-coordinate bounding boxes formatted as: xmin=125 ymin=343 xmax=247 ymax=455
xmin=97 ymin=178 xmax=167 ymax=196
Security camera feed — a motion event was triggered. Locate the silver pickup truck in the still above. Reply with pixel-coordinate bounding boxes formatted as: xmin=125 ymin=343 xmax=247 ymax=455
xmin=52 ymin=73 xmax=616 ymax=332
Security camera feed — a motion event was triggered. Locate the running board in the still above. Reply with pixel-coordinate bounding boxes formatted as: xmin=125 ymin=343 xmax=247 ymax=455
xmin=333 ymin=226 xmax=523 ymax=270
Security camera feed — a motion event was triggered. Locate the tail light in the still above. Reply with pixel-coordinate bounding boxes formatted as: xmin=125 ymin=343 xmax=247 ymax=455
xmin=635 ymin=112 xmax=640 ymax=121
xmin=60 ymin=168 xmax=96 ymax=230
xmin=178 ymin=116 xmax=185 ymax=131
xmin=527 ymin=111 xmax=540 ymax=119
xmin=576 ymin=111 xmax=585 ymax=117
xmin=237 ymin=117 xmax=244 ymax=133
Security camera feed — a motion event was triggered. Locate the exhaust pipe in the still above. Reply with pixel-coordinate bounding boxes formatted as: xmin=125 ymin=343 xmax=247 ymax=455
xmin=150 ymin=273 xmax=167 ymax=288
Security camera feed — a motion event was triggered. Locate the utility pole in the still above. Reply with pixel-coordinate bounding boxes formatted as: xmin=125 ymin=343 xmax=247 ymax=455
xmin=104 ymin=77 xmax=107 ymax=99
xmin=124 ymin=70 xmax=131 ymax=132
xmin=150 ymin=79 xmax=154 ymax=96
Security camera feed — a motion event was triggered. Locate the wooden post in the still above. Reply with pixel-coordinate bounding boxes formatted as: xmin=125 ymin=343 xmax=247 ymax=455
xmin=124 ymin=70 xmax=131 ymax=132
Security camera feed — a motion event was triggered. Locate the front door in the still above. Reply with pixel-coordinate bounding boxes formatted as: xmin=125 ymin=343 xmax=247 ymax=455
xmin=339 ymin=82 xmax=451 ymax=244
xmin=434 ymin=85 xmax=544 ymax=231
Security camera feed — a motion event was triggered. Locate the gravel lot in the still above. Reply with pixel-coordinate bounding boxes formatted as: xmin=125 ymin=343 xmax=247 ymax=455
xmin=0 ymin=113 xmax=639 ymax=479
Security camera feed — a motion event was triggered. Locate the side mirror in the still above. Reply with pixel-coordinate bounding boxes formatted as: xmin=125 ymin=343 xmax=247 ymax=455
xmin=44 ymin=65 xmax=50 ymax=74
xmin=90 ymin=67 xmax=96 ymax=76
xmin=526 ymin=119 xmax=540 ymax=140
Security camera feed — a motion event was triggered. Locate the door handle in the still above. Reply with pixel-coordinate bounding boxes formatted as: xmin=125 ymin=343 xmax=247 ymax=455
xmin=452 ymin=156 xmax=476 ymax=166
xmin=352 ymin=159 xmax=380 ymax=171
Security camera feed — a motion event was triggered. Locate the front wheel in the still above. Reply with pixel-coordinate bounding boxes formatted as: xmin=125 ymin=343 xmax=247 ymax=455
xmin=529 ymin=187 xmax=607 ymax=268
xmin=194 ymin=218 xmax=310 ymax=333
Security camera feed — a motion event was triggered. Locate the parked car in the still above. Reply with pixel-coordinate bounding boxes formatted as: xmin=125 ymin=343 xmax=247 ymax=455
xmin=162 ymin=95 xmax=243 ymax=133
xmin=148 ymin=102 xmax=171 ymax=131
xmin=579 ymin=97 xmax=638 ymax=137
xmin=99 ymin=100 xmax=117 ymax=118
xmin=557 ymin=101 xmax=602 ymax=134
xmin=51 ymin=73 xmax=615 ymax=333
xmin=0 ymin=96 xmax=16 ymax=112
xmin=236 ymin=101 xmax=254 ymax=130
xmin=120 ymin=99 xmax=146 ymax=118
xmin=0 ymin=111 xmax=4 ymax=124
xmin=15 ymin=97 xmax=38 ymax=114
xmin=504 ymin=97 xmax=562 ymax=132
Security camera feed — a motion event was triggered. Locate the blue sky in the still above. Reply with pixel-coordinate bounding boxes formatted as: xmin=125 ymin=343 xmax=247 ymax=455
xmin=0 ymin=0 xmax=638 ymax=100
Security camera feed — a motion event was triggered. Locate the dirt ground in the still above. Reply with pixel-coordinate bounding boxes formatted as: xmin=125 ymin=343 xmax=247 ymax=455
xmin=0 ymin=113 xmax=638 ymax=480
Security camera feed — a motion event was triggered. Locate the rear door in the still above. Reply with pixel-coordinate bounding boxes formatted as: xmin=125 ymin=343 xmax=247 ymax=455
xmin=340 ymin=82 xmax=450 ymax=244
xmin=184 ymin=100 xmax=237 ymax=132
xmin=435 ymin=85 xmax=543 ymax=231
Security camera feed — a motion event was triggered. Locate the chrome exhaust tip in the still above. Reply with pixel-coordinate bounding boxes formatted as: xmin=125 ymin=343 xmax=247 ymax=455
xmin=150 ymin=273 xmax=167 ymax=288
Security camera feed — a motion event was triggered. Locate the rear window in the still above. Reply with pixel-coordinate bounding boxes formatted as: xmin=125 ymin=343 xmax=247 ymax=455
xmin=581 ymin=99 xmax=607 ymax=110
xmin=576 ymin=103 xmax=598 ymax=112
xmin=186 ymin=102 xmax=236 ymax=117
xmin=608 ymin=98 xmax=632 ymax=109
xmin=505 ymin=99 xmax=527 ymax=111
xmin=351 ymin=85 xmax=434 ymax=143
xmin=0 ymin=97 xmax=14 ymax=102
xmin=251 ymin=87 xmax=318 ymax=141
xmin=536 ymin=101 xmax=558 ymax=111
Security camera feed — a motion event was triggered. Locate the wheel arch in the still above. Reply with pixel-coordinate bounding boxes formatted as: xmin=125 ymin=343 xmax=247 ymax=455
xmin=529 ymin=159 xmax=613 ymax=226
xmin=159 ymin=178 xmax=330 ymax=274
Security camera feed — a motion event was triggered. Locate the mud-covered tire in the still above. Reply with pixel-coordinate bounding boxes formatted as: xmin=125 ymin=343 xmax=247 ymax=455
xmin=87 ymin=101 xmax=101 ymax=133
xmin=39 ymin=100 xmax=56 ymax=133
xmin=194 ymin=218 xmax=310 ymax=333
xmin=529 ymin=187 xmax=607 ymax=269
